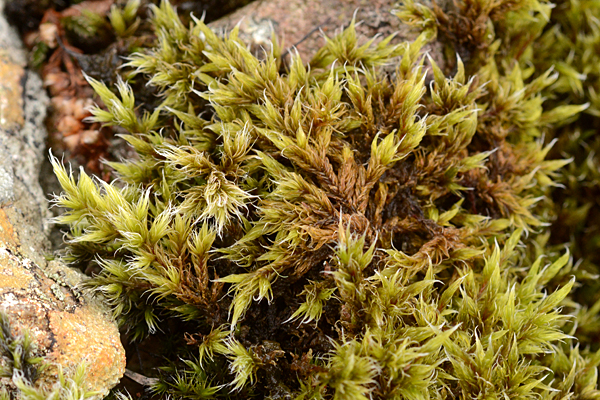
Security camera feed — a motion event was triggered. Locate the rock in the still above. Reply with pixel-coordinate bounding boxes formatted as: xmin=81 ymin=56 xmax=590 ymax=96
xmin=0 ymin=0 xmax=125 ymax=397
xmin=208 ymin=0 xmax=447 ymax=83
xmin=0 ymin=246 xmax=126 ymax=398
xmin=209 ymin=0 xmax=410 ymax=61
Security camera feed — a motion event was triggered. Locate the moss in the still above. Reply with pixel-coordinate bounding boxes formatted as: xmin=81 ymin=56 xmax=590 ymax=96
xmin=46 ymin=0 xmax=600 ymax=398
xmin=529 ymin=0 xmax=600 ymax=315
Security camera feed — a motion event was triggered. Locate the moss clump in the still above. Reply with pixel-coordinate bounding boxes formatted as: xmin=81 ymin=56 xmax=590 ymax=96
xmin=529 ymin=0 xmax=600 ymax=311
xmin=49 ymin=0 xmax=600 ymax=398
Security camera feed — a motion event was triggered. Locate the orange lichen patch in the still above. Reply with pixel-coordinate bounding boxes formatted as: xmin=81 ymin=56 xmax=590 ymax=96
xmin=47 ymin=305 xmax=126 ymax=395
xmin=0 ymin=58 xmax=24 ymax=130
xmin=0 ymin=291 xmax=53 ymax=351
xmin=0 ymin=248 xmax=34 ymax=289
xmin=0 ymin=208 xmax=19 ymax=250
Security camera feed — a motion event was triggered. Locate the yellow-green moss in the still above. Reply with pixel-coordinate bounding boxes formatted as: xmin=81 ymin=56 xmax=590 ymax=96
xmin=48 ymin=0 xmax=600 ymax=398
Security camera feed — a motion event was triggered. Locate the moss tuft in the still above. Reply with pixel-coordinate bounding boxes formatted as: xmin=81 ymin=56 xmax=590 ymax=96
xmin=46 ymin=0 xmax=600 ymax=398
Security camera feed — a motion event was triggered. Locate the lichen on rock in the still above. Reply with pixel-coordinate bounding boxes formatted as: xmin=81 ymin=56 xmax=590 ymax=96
xmin=0 ymin=0 xmax=125 ymax=396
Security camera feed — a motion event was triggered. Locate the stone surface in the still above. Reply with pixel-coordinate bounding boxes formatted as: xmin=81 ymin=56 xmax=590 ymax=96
xmin=209 ymin=0 xmax=409 ymax=62
xmin=0 ymin=0 xmax=125 ymax=397
xmin=0 ymin=246 xmax=125 ymax=397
